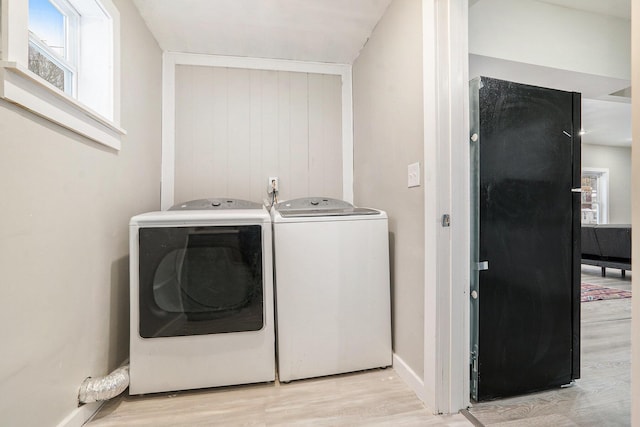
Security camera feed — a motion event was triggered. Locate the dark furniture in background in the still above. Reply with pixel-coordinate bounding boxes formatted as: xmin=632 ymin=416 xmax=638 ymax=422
xmin=581 ymin=224 xmax=632 ymax=277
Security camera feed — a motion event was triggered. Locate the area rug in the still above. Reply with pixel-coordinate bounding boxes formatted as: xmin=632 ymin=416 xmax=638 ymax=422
xmin=581 ymin=283 xmax=632 ymax=302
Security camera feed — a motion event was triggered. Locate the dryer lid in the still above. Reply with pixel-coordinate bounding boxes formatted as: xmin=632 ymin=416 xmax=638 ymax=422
xmin=275 ymin=197 xmax=380 ymax=217
xmin=170 ymin=198 xmax=263 ymax=210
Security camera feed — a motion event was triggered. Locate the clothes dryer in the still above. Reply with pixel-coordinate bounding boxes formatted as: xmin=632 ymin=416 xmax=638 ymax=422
xmin=129 ymin=198 xmax=275 ymax=394
xmin=271 ymin=197 xmax=392 ymax=382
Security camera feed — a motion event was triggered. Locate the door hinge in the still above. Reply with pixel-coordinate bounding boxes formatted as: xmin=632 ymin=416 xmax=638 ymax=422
xmin=470 ymin=350 xmax=478 ymax=397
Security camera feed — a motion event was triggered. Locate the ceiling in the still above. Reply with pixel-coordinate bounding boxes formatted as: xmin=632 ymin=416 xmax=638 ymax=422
xmin=133 ymin=0 xmax=631 ymax=147
xmin=537 ymin=0 xmax=630 ymax=20
xmin=582 ymin=99 xmax=631 ymax=147
xmin=472 ymin=0 xmax=632 ymax=147
xmin=469 ymin=54 xmax=632 ymax=147
xmin=131 ymin=0 xmax=393 ymax=64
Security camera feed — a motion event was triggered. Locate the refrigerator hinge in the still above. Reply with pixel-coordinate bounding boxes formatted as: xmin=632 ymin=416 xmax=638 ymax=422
xmin=475 ymin=261 xmax=489 ymax=271
xmin=470 ymin=349 xmax=478 ymax=398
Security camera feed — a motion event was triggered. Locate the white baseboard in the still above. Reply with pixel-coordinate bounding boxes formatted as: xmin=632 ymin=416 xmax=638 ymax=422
xmin=57 ymin=401 xmax=104 ymax=427
xmin=392 ymin=353 xmax=426 ymax=402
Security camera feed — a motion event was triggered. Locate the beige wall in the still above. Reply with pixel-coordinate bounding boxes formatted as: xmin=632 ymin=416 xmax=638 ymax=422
xmin=582 ymin=144 xmax=632 ymax=224
xmin=352 ymin=0 xmax=424 ymax=378
xmin=631 ymin=1 xmax=639 ymax=424
xmin=0 ymin=1 xmax=162 ymax=425
xmin=174 ymin=66 xmax=343 ymax=204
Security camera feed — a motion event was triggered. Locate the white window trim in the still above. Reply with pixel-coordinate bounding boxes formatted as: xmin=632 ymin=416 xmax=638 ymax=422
xmin=28 ymin=0 xmax=80 ymax=96
xmin=28 ymin=32 xmax=77 ymax=96
xmin=52 ymin=0 xmax=81 ymax=67
xmin=1 ymin=0 xmax=125 ymax=150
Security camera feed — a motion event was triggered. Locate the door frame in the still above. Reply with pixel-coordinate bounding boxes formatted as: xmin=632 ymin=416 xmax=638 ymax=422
xmin=422 ymin=0 xmax=470 ymax=413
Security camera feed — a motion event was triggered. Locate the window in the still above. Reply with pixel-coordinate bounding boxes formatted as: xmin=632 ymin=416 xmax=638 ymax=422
xmin=0 ymin=0 xmax=124 ymax=149
xmin=28 ymin=0 xmax=78 ymax=95
xmin=581 ymin=168 xmax=609 ymax=224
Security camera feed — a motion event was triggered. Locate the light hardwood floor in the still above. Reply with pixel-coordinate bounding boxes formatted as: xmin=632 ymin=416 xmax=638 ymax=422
xmin=89 ymin=265 xmax=630 ymax=426
xmin=466 ymin=265 xmax=632 ymax=426
xmin=88 ymin=368 xmax=472 ymax=426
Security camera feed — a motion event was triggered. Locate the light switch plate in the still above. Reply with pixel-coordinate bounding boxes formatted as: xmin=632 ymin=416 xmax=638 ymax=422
xmin=408 ymin=162 xmax=420 ymax=188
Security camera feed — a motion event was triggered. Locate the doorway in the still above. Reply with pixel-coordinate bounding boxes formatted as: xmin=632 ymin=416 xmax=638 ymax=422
xmin=464 ymin=0 xmax=632 ymax=424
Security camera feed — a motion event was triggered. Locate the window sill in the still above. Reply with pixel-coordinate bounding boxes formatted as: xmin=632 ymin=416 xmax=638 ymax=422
xmin=0 ymin=61 xmax=126 ymax=150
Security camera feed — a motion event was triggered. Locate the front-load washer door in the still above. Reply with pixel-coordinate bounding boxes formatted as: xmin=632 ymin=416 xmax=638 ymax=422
xmin=138 ymin=225 xmax=264 ymax=338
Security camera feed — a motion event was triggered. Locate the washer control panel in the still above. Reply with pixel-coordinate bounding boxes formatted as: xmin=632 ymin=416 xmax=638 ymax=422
xmin=275 ymin=197 xmax=379 ymax=218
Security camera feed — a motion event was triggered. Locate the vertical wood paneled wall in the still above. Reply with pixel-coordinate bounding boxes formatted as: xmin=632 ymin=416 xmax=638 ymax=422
xmin=174 ymin=65 xmax=343 ymax=205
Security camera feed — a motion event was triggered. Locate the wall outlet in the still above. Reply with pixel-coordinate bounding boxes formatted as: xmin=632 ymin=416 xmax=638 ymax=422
xmin=268 ymin=176 xmax=279 ymax=194
xmin=408 ymin=162 xmax=420 ymax=188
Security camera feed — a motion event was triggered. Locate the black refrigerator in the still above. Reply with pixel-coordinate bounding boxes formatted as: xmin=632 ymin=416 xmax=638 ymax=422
xmin=469 ymin=77 xmax=581 ymax=401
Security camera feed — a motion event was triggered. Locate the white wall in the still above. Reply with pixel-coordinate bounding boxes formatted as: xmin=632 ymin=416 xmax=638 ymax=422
xmin=0 ymin=1 xmax=162 ymax=425
xmin=631 ymin=2 xmax=640 ymax=425
xmin=469 ymin=0 xmax=630 ymax=80
xmin=582 ymin=144 xmax=632 ymax=224
xmin=173 ymin=66 xmax=342 ymax=204
xmin=352 ymin=0 xmax=425 ymax=381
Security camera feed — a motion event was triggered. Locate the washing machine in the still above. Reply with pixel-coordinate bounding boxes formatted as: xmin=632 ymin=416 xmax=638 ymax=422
xmin=271 ymin=197 xmax=392 ymax=382
xmin=129 ymin=198 xmax=275 ymax=395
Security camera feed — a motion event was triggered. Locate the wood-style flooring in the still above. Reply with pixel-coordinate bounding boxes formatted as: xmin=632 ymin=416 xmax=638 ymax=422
xmin=466 ymin=265 xmax=632 ymax=426
xmin=88 ymin=265 xmax=630 ymax=426
xmin=88 ymin=368 xmax=471 ymax=426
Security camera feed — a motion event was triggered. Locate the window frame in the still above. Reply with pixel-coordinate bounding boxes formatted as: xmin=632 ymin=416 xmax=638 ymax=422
xmin=28 ymin=0 xmax=80 ymax=96
xmin=581 ymin=167 xmax=610 ymax=225
xmin=0 ymin=0 xmax=125 ymax=150
xmin=28 ymin=32 xmax=77 ymax=95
